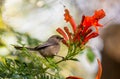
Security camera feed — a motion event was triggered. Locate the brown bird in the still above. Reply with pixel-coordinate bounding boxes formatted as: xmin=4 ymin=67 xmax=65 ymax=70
xmin=14 ymin=35 xmax=63 ymax=58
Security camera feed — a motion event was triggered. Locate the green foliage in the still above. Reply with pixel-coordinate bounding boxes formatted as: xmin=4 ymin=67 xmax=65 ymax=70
xmin=0 ymin=48 xmax=63 ymax=79
xmin=64 ymin=43 xmax=82 ymax=61
xmin=0 ymin=38 xmax=6 ymax=47
xmin=86 ymin=48 xmax=95 ymax=63
xmin=0 ymin=26 xmax=64 ymax=79
xmin=0 ymin=29 xmax=6 ymax=35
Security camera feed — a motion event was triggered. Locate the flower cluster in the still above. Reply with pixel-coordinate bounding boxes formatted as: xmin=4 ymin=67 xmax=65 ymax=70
xmin=56 ymin=9 xmax=105 ymax=47
xmin=56 ymin=9 xmax=105 ymax=79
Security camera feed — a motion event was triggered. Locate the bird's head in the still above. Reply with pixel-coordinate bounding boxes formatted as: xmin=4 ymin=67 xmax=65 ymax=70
xmin=48 ymin=35 xmax=63 ymax=43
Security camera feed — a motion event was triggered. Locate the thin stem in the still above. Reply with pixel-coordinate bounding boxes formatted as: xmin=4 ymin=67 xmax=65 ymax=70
xmin=55 ymin=59 xmax=65 ymax=64
xmin=55 ymin=58 xmax=70 ymax=64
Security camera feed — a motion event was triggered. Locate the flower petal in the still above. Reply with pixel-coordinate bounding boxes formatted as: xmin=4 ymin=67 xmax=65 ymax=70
xmin=64 ymin=9 xmax=71 ymax=22
xmin=62 ymin=39 xmax=69 ymax=47
xmin=83 ymin=29 xmax=92 ymax=37
xmin=96 ymin=58 xmax=102 ymax=79
xmin=66 ymin=76 xmax=83 ymax=79
xmin=79 ymin=15 xmax=85 ymax=27
xmin=82 ymin=16 xmax=93 ymax=27
xmin=93 ymin=9 xmax=105 ymax=20
xmin=56 ymin=28 xmax=69 ymax=41
xmin=64 ymin=26 xmax=72 ymax=41
xmin=82 ymin=9 xmax=105 ymax=33
xmin=64 ymin=9 xmax=77 ymax=33
xmin=82 ymin=32 xmax=99 ymax=44
xmin=73 ymin=32 xmax=81 ymax=42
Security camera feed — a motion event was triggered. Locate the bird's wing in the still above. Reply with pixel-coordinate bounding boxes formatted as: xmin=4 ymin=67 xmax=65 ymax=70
xmin=34 ymin=42 xmax=58 ymax=50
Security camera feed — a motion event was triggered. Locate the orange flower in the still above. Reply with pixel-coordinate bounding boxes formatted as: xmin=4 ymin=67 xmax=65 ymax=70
xmin=93 ymin=9 xmax=105 ymax=20
xmin=57 ymin=9 xmax=104 ymax=79
xmin=57 ymin=9 xmax=105 ymax=46
xmin=56 ymin=27 xmax=69 ymax=41
xmin=56 ymin=27 xmax=69 ymax=46
xmin=82 ymin=32 xmax=99 ymax=44
xmin=64 ymin=9 xmax=77 ymax=33
xmin=96 ymin=58 xmax=102 ymax=79
xmin=66 ymin=76 xmax=83 ymax=79
xmin=82 ymin=9 xmax=105 ymax=32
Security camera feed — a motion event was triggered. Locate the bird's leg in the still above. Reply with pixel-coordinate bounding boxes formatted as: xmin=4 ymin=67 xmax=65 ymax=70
xmin=54 ymin=55 xmax=65 ymax=60
xmin=44 ymin=57 xmax=50 ymax=62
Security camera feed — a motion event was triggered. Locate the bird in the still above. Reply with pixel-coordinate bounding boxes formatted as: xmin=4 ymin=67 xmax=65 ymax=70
xmin=14 ymin=35 xmax=63 ymax=58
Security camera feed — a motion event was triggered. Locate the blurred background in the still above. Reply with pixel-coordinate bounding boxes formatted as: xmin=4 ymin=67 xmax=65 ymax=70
xmin=0 ymin=0 xmax=120 ymax=79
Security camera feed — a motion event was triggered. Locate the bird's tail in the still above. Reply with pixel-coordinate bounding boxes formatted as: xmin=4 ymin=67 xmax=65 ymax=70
xmin=13 ymin=45 xmax=36 ymax=51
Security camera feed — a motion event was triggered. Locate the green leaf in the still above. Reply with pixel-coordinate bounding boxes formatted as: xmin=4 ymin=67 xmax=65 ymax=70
xmin=70 ymin=58 xmax=79 ymax=61
xmin=86 ymin=48 xmax=95 ymax=63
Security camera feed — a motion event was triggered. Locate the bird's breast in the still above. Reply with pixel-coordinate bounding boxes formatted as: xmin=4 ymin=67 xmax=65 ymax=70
xmin=40 ymin=44 xmax=60 ymax=57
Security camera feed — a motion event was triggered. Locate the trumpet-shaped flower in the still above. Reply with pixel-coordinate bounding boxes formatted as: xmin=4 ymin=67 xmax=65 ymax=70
xmin=56 ymin=9 xmax=105 ymax=79
xmin=56 ymin=9 xmax=105 ymax=47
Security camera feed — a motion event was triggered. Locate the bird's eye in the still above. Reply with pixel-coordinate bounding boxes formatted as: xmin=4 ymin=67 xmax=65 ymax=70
xmin=56 ymin=36 xmax=60 ymax=39
xmin=56 ymin=36 xmax=63 ymax=40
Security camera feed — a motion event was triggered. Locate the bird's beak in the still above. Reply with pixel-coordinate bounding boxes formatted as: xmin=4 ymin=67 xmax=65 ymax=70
xmin=60 ymin=37 xmax=64 ymax=40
